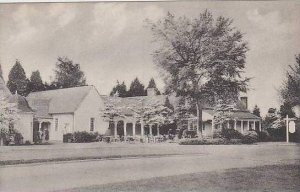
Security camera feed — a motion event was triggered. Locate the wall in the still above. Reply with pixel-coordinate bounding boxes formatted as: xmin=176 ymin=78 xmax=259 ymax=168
xmin=50 ymin=113 xmax=74 ymax=141
xmin=74 ymin=88 xmax=109 ymax=134
xmin=14 ymin=113 xmax=34 ymax=142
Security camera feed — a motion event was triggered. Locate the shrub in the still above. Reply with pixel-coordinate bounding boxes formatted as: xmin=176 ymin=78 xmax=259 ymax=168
xmin=266 ymin=127 xmax=286 ymax=141
xmin=221 ymin=128 xmax=243 ymax=140
xmin=241 ymin=130 xmax=258 ymax=144
xmin=67 ymin=131 xmax=103 ymax=143
xmin=14 ymin=132 xmax=24 ymax=145
xmin=24 ymin=140 xmax=31 ymax=145
xmin=257 ymin=130 xmax=271 ymax=142
xmin=63 ymin=133 xmax=74 ymax=143
xmin=179 ymin=138 xmax=242 ymax=145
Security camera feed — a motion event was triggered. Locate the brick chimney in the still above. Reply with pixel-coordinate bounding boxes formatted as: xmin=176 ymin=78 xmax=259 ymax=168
xmin=147 ymin=88 xmax=156 ymax=96
xmin=240 ymin=96 xmax=248 ymax=110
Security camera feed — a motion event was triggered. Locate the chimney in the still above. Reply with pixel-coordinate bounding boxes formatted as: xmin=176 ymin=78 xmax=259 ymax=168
xmin=240 ymin=97 xmax=248 ymax=110
xmin=147 ymin=88 xmax=156 ymax=96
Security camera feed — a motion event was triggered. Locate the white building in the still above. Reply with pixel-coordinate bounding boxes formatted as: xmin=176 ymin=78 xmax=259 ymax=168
xmin=27 ymin=86 xmax=107 ymax=142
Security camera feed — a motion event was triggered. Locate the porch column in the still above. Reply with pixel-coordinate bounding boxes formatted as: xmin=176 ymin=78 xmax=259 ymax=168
xmin=114 ymin=121 xmax=117 ymax=138
xmin=124 ymin=121 xmax=127 ymax=137
xmin=133 ymin=122 xmax=136 ymax=137
xmin=211 ymin=119 xmax=214 ymax=137
xmin=247 ymin=121 xmax=250 ymax=131
xmin=227 ymin=120 xmax=230 ymax=129
xmin=241 ymin=120 xmax=244 ymax=134
xmin=187 ymin=120 xmax=190 ymax=131
xmin=234 ymin=120 xmax=237 ymax=130
xmin=149 ymin=124 xmax=153 ymax=135
xmin=38 ymin=122 xmax=42 ymax=131
xmin=259 ymin=121 xmax=262 ymax=132
xmin=141 ymin=121 xmax=144 ymax=136
xmin=157 ymin=125 xmax=160 ymax=136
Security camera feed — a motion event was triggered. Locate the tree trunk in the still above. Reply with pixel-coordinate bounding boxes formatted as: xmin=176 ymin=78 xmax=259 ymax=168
xmin=196 ymin=100 xmax=203 ymax=137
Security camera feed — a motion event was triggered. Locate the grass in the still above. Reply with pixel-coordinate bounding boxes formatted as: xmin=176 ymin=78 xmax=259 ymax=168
xmin=67 ymin=164 xmax=300 ymax=192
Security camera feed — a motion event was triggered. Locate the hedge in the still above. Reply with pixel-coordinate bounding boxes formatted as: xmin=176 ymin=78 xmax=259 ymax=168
xmin=179 ymin=138 xmax=242 ymax=145
xmin=63 ymin=131 xmax=103 ymax=143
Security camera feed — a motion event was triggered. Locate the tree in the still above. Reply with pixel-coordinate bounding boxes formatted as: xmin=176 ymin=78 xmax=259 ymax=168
xmin=0 ymin=97 xmax=19 ymax=145
xmin=147 ymin=78 xmax=161 ymax=95
xmin=279 ymin=102 xmax=295 ymax=118
xmin=128 ymin=77 xmax=146 ymax=97
xmin=7 ymin=60 xmax=29 ymax=96
xmin=110 ymin=81 xmax=127 ymax=97
xmin=0 ymin=63 xmax=3 ymax=79
xmin=52 ymin=57 xmax=86 ymax=89
xmin=28 ymin=70 xmax=45 ymax=93
xmin=148 ymin=11 xmax=249 ymax=134
xmin=280 ymin=54 xmax=300 ymax=107
xmin=252 ymin=105 xmax=261 ymax=117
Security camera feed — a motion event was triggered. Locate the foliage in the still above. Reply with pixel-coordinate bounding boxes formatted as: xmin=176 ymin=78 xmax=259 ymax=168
xmin=127 ymin=77 xmax=146 ymax=97
xmin=7 ymin=60 xmax=29 ymax=96
xmin=266 ymin=127 xmax=286 ymax=141
xmin=72 ymin=131 xmax=101 ymax=143
xmin=110 ymin=81 xmax=128 ymax=97
xmin=263 ymin=108 xmax=284 ymax=130
xmin=148 ymin=11 xmax=249 ymax=118
xmin=0 ymin=63 xmax=2 ymax=78
xmin=252 ymin=105 xmax=261 ymax=117
xmin=52 ymin=57 xmax=86 ymax=89
xmin=279 ymin=102 xmax=295 ymax=118
xmin=257 ymin=130 xmax=271 ymax=142
xmin=280 ymin=54 xmax=300 ymax=107
xmin=179 ymin=138 xmax=242 ymax=145
xmin=28 ymin=70 xmax=45 ymax=93
xmin=63 ymin=133 xmax=74 ymax=143
xmin=147 ymin=78 xmax=161 ymax=95
xmin=213 ymin=101 xmax=234 ymax=128
xmin=101 ymin=97 xmax=127 ymax=122
xmin=241 ymin=130 xmax=258 ymax=144
xmin=221 ymin=128 xmax=243 ymax=140
xmin=13 ymin=131 xmax=24 ymax=145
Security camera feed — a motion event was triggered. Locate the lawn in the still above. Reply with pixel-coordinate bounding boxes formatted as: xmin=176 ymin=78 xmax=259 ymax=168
xmin=68 ymin=164 xmax=300 ymax=192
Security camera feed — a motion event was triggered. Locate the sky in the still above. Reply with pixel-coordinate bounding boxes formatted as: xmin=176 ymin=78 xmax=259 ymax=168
xmin=0 ymin=1 xmax=300 ymax=115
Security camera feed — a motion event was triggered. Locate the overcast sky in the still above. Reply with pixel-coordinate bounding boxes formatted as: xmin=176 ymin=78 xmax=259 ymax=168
xmin=0 ymin=1 xmax=300 ymax=115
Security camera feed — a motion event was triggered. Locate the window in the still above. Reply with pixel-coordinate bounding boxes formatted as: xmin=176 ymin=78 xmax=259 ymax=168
xmin=90 ymin=118 xmax=95 ymax=131
xmin=55 ymin=118 xmax=58 ymax=131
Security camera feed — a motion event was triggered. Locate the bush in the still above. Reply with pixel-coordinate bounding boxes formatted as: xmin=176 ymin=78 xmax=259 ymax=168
xmin=257 ymin=130 xmax=271 ymax=142
xmin=24 ymin=140 xmax=31 ymax=145
xmin=266 ymin=127 xmax=286 ymax=141
xmin=241 ymin=130 xmax=258 ymax=144
xmin=179 ymin=138 xmax=242 ymax=145
xmin=13 ymin=132 xmax=24 ymax=145
xmin=221 ymin=128 xmax=243 ymax=140
xmin=63 ymin=133 xmax=74 ymax=143
xmin=64 ymin=131 xmax=103 ymax=143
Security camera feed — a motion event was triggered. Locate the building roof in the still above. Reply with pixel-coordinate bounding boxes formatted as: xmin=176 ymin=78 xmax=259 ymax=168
xmin=9 ymin=94 xmax=34 ymax=113
xmin=101 ymin=95 xmax=168 ymax=116
xmin=27 ymin=86 xmax=93 ymax=115
xmin=203 ymin=109 xmax=260 ymax=120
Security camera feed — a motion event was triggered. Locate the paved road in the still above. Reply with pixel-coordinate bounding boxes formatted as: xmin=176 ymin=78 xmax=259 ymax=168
xmin=0 ymin=143 xmax=299 ymax=192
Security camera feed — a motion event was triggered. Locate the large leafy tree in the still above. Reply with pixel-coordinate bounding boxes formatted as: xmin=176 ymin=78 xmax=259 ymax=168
xmin=28 ymin=70 xmax=45 ymax=93
xmin=128 ymin=77 xmax=146 ymax=97
xmin=280 ymin=54 xmax=300 ymax=107
xmin=52 ymin=57 xmax=86 ymax=89
xmin=7 ymin=60 xmax=29 ymax=96
xmin=110 ymin=81 xmax=128 ymax=97
xmin=148 ymin=11 xmax=249 ymax=134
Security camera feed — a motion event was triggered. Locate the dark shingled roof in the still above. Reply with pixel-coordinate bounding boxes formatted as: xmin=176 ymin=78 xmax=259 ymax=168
xmin=27 ymin=86 xmax=93 ymax=115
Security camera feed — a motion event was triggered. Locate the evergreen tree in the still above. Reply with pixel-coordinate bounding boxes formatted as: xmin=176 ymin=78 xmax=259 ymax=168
xmin=280 ymin=54 xmax=300 ymax=106
xmin=279 ymin=102 xmax=295 ymax=118
xmin=110 ymin=81 xmax=127 ymax=97
xmin=52 ymin=57 xmax=86 ymax=89
xmin=252 ymin=105 xmax=261 ymax=117
xmin=128 ymin=77 xmax=146 ymax=97
xmin=147 ymin=78 xmax=161 ymax=95
xmin=28 ymin=70 xmax=45 ymax=93
xmin=7 ymin=60 xmax=29 ymax=96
